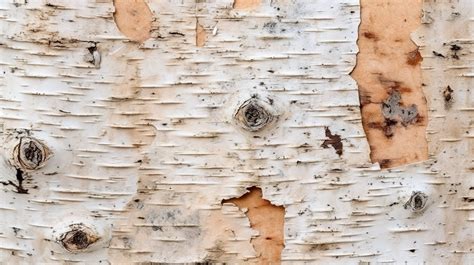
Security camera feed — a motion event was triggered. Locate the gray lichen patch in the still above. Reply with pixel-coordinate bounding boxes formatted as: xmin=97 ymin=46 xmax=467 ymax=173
xmin=381 ymin=91 xmax=419 ymax=126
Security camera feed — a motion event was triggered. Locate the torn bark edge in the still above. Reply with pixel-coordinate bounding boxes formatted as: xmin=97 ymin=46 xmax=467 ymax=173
xmin=221 ymin=186 xmax=285 ymax=264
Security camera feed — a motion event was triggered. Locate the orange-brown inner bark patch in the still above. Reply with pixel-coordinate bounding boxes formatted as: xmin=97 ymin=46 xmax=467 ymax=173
xmin=233 ymin=0 xmax=261 ymax=9
xmin=113 ymin=0 xmax=153 ymax=43
xmin=407 ymin=49 xmax=423 ymax=66
xmin=196 ymin=19 xmax=206 ymax=47
xmin=351 ymin=0 xmax=428 ymax=168
xmin=222 ymin=187 xmax=285 ymax=264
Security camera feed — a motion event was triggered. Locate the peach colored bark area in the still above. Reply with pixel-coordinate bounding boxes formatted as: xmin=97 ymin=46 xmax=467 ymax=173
xmin=222 ymin=187 xmax=285 ymax=265
xmin=233 ymin=0 xmax=261 ymax=9
xmin=196 ymin=20 xmax=206 ymax=47
xmin=113 ymin=0 xmax=153 ymax=43
xmin=351 ymin=0 xmax=428 ymax=168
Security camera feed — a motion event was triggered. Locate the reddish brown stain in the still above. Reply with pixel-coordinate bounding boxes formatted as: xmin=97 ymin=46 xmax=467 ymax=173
xmin=378 ymin=159 xmax=392 ymax=168
xmin=321 ymin=127 xmax=343 ymax=156
xmin=363 ymin=31 xmax=378 ymax=40
xmin=113 ymin=0 xmax=153 ymax=43
xmin=222 ymin=187 xmax=285 ymax=264
xmin=368 ymin=118 xmax=398 ymax=138
xmin=407 ymin=49 xmax=423 ymax=66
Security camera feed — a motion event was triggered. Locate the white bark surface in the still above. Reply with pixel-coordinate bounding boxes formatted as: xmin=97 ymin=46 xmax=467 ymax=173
xmin=0 ymin=0 xmax=472 ymax=264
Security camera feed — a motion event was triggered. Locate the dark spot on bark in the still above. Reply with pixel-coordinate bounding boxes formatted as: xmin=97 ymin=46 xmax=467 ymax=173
xmin=310 ymin=243 xmax=334 ymax=251
xmin=358 ymin=91 xmax=371 ymax=107
xmin=443 ymin=85 xmax=454 ymax=108
xmin=450 ymin=44 xmax=461 ymax=59
xmin=14 ymin=168 xmax=28 ymax=194
xmin=432 ymin=51 xmax=445 ymax=58
xmin=152 ymin=226 xmax=162 ymax=231
xmin=70 ymin=231 xmax=89 ymax=248
xmin=363 ymin=32 xmax=378 ymax=40
xmin=407 ymin=49 xmax=422 ymax=66
xmin=263 ymin=22 xmax=277 ymax=33
xmin=368 ymin=119 xmax=399 ymax=139
xmin=267 ymin=97 xmax=274 ymax=105
xmin=245 ymin=105 xmax=266 ymax=126
xmin=382 ymin=118 xmax=398 ymax=138
xmin=409 ymin=249 xmax=416 ymax=253
xmin=378 ymin=159 xmax=392 ymax=168
xmin=86 ymin=44 xmax=100 ymax=68
xmin=12 ymin=227 xmax=20 ymax=236
xmin=45 ymin=3 xmax=60 ymax=8
xmin=23 ymin=141 xmax=43 ymax=168
xmin=462 ymin=197 xmax=474 ymax=203
xmin=450 ymin=44 xmax=461 ymax=51
xmin=169 ymin=31 xmax=185 ymax=36
xmin=321 ymin=127 xmax=343 ymax=156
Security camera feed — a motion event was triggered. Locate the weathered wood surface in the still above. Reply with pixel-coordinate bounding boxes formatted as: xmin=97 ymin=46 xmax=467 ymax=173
xmin=0 ymin=0 xmax=472 ymax=264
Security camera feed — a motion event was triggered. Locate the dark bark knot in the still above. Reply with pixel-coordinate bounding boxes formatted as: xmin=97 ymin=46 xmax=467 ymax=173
xmin=60 ymin=224 xmax=100 ymax=252
xmin=404 ymin=191 xmax=428 ymax=212
xmin=235 ymin=97 xmax=275 ymax=132
xmin=14 ymin=137 xmax=50 ymax=170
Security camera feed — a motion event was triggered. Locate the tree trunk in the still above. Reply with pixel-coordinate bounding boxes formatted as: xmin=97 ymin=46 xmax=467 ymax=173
xmin=0 ymin=0 xmax=472 ymax=264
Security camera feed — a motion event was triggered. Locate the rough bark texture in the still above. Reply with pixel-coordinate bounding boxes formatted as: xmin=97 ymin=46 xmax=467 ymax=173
xmin=0 ymin=0 xmax=472 ymax=264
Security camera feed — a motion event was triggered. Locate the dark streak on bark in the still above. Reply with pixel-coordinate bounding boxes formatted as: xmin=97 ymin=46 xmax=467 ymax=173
xmin=1 ymin=168 xmax=28 ymax=194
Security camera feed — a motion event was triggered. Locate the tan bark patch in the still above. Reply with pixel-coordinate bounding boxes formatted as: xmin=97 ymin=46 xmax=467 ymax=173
xmin=196 ymin=20 xmax=206 ymax=47
xmin=222 ymin=187 xmax=285 ymax=265
xmin=233 ymin=0 xmax=261 ymax=10
xmin=113 ymin=0 xmax=153 ymax=43
xmin=351 ymin=0 xmax=428 ymax=168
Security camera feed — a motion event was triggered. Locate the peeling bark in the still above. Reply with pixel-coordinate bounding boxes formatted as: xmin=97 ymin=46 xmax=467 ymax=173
xmin=0 ymin=0 xmax=472 ymax=264
xmin=113 ymin=0 xmax=153 ymax=43
xmin=196 ymin=19 xmax=206 ymax=47
xmin=222 ymin=187 xmax=285 ymax=264
xmin=352 ymin=0 xmax=428 ymax=168
xmin=233 ymin=0 xmax=261 ymax=10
